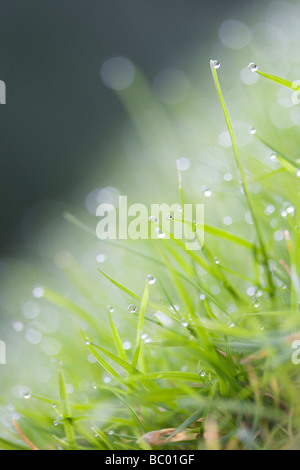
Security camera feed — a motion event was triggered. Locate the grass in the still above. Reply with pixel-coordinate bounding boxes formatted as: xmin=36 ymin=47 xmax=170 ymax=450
xmin=1 ymin=60 xmax=300 ymax=450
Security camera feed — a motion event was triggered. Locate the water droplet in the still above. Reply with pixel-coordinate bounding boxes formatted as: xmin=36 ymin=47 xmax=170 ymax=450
xmin=123 ymin=341 xmax=131 ymax=350
xmin=85 ymin=339 xmax=90 ymax=346
xmin=213 ymin=257 xmax=220 ymax=265
xmin=108 ymin=305 xmax=114 ymax=313
xmin=51 ymin=402 xmax=57 ymax=408
xmin=287 ymin=205 xmax=295 ymax=216
xmin=177 ymin=206 xmax=183 ymax=213
xmin=199 ymin=293 xmax=206 ymax=301
xmin=248 ymin=62 xmax=258 ymax=72
xmin=23 ymin=392 xmax=31 ymax=400
xmin=212 ymin=60 xmax=221 ymax=69
xmin=198 ymin=370 xmax=206 ymax=377
xmin=144 ymin=337 xmax=152 ymax=344
xmin=270 ymin=154 xmax=277 ymax=162
xmin=229 ymin=322 xmax=235 ymax=328
xmin=108 ymin=430 xmax=114 ymax=435
xmin=127 ymin=304 xmax=137 ymax=313
xmin=149 ymin=215 xmax=158 ymax=223
xmin=181 ymin=320 xmax=188 ymax=328
xmin=92 ymin=383 xmax=97 ymax=390
xmin=296 ymin=170 xmax=300 ymax=178
xmin=203 ymin=188 xmax=212 ymax=197
xmin=155 ymin=227 xmax=166 ymax=239
xmin=140 ymin=333 xmax=148 ymax=340
xmin=147 ymin=275 xmax=156 ymax=285
xmin=166 ymin=214 xmax=174 ymax=220
xmin=249 ymin=127 xmax=257 ymax=135
xmin=253 ymin=299 xmax=260 ymax=308
xmin=54 ymin=420 xmax=59 ymax=426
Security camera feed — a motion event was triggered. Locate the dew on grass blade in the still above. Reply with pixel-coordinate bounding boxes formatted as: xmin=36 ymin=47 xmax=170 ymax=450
xmin=248 ymin=62 xmax=258 ymax=72
xmin=198 ymin=370 xmax=206 ymax=377
xmin=203 ymin=188 xmax=212 ymax=197
xmin=180 ymin=320 xmax=188 ymax=328
xmin=148 ymin=215 xmax=158 ymax=223
xmin=211 ymin=60 xmax=221 ymax=69
xmin=147 ymin=275 xmax=156 ymax=285
xmin=107 ymin=305 xmax=114 ymax=313
xmin=128 ymin=304 xmax=137 ymax=313
xmin=23 ymin=392 xmax=31 ymax=400
xmin=249 ymin=127 xmax=257 ymax=135
xmin=155 ymin=227 xmax=166 ymax=239
xmin=253 ymin=299 xmax=260 ymax=308
xmin=51 ymin=402 xmax=56 ymax=408
xmin=213 ymin=257 xmax=220 ymax=265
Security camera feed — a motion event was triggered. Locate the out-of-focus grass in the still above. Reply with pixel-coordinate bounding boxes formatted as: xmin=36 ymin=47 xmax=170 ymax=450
xmin=1 ymin=1 xmax=300 ymax=450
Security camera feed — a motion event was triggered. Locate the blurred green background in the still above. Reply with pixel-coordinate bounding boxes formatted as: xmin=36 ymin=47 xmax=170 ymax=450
xmin=0 ymin=0 xmax=258 ymax=255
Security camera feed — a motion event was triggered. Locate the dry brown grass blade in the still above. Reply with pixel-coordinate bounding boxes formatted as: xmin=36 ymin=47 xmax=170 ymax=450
xmin=141 ymin=427 xmax=198 ymax=445
xmin=13 ymin=418 xmax=39 ymax=451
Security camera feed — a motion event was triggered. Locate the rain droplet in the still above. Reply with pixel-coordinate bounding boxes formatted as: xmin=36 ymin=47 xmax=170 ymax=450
xmin=181 ymin=320 xmax=188 ymax=328
xmin=23 ymin=392 xmax=31 ymax=400
xmin=212 ymin=60 xmax=221 ymax=69
xmin=85 ymin=339 xmax=90 ymax=346
xmin=270 ymin=154 xmax=277 ymax=162
xmin=149 ymin=215 xmax=158 ymax=223
xmin=253 ymin=299 xmax=260 ymax=308
xmin=248 ymin=62 xmax=258 ymax=72
xmin=140 ymin=333 xmax=148 ymax=340
xmin=108 ymin=305 xmax=114 ymax=313
xmin=54 ymin=421 xmax=59 ymax=426
xmin=166 ymin=214 xmax=174 ymax=220
xmin=213 ymin=257 xmax=220 ymax=265
xmin=128 ymin=304 xmax=137 ymax=313
xmin=147 ymin=275 xmax=156 ymax=285
xmin=108 ymin=430 xmax=114 ymax=435
xmin=249 ymin=127 xmax=257 ymax=135
xmin=198 ymin=370 xmax=206 ymax=377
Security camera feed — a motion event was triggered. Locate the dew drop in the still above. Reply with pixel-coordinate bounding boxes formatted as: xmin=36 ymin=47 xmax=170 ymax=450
xmin=54 ymin=420 xmax=59 ymax=426
xmin=148 ymin=215 xmax=158 ymax=223
xmin=199 ymin=293 xmax=206 ymax=301
xmin=229 ymin=322 xmax=235 ymax=328
xmin=23 ymin=392 xmax=31 ymax=400
xmin=203 ymin=188 xmax=212 ymax=198
xmin=127 ymin=304 xmax=137 ymax=313
xmin=155 ymin=227 xmax=166 ymax=239
xmin=147 ymin=275 xmax=156 ymax=285
xmin=253 ymin=299 xmax=260 ymax=308
xmin=107 ymin=305 xmax=114 ymax=313
xmin=249 ymin=127 xmax=257 ymax=135
xmin=212 ymin=60 xmax=221 ymax=69
xmin=198 ymin=370 xmax=206 ymax=377
xmin=108 ymin=430 xmax=114 ymax=435
xmin=213 ymin=257 xmax=220 ymax=265
xmin=181 ymin=320 xmax=188 ymax=328
xmin=51 ymin=402 xmax=57 ymax=408
xmin=296 ymin=170 xmax=300 ymax=178
xmin=248 ymin=62 xmax=258 ymax=72
xmin=270 ymin=154 xmax=277 ymax=162
xmin=166 ymin=214 xmax=174 ymax=220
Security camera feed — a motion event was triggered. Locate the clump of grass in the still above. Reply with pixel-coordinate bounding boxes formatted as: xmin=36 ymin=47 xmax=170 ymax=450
xmin=1 ymin=61 xmax=300 ymax=451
